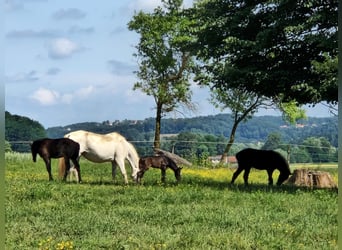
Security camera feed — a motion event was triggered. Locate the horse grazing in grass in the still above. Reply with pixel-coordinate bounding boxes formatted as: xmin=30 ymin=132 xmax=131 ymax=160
xmin=231 ymin=148 xmax=291 ymax=186
xmin=137 ymin=155 xmax=182 ymax=183
xmin=59 ymin=130 xmax=140 ymax=184
xmin=31 ymin=138 xmax=81 ymax=182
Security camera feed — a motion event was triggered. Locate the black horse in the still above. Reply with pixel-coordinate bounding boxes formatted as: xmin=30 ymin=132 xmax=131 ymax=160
xmin=31 ymin=138 xmax=81 ymax=182
xmin=137 ymin=155 xmax=182 ymax=183
xmin=231 ymin=148 xmax=291 ymax=186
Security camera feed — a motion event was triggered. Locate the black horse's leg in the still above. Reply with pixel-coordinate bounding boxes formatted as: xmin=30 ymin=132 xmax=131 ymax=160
xmin=63 ymin=157 xmax=71 ymax=181
xmin=71 ymin=158 xmax=82 ymax=183
xmin=267 ymin=169 xmax=274 ymax=185
xmin=174 ymin=169 xmax=180 ymax=182
xmin=161 ymin=168 xmax=166 ymax=183
xmin=43 ymin=157 xmax=53 ymax=181
xmin=243 ymin=168 xmax=251 ymax=185
xmin=137 ymin=169 xmax=146 ymax=183
xmin=231 ymin=167 xmax=244 ymax=184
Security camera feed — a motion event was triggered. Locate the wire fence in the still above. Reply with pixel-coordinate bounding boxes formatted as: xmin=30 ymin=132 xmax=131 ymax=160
xmin=7 ymin=139 xmax=337 ymax=165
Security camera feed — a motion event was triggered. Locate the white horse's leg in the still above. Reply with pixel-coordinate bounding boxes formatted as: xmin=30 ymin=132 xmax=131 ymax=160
xmin=111 ymin=161 xmax=117 ymax=181
xmin=68 ymin=156 xmax=80 ymax=182
xmin=68 ymin=166 xmax=79 ymax=182
xmin=116 ymin=157 xmax=128 ymax=184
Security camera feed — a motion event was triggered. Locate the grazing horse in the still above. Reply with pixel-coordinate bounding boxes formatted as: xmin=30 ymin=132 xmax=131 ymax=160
xmin=59 ymin=130 xmax=140 ymax=184
xmin=31 ymin=138 xmax=81 ymax=181
xmin=137 ymin=155 xmax=182 ymax=183
xmin=231 ymin=148 xmax=291 ymax=186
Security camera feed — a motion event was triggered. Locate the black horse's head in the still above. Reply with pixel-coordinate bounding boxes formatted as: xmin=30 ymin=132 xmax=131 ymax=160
xmin=277 ymin=171 xmax=292 ymax=186
xmin=30 ymin=141 xmax=38 ymax=162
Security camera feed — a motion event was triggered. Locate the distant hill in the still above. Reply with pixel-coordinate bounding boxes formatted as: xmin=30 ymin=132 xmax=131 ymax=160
xmin=46 ymin=114 xmax=338 ymax=147
xmin=5 ymin=111 xmax=46 ymax=152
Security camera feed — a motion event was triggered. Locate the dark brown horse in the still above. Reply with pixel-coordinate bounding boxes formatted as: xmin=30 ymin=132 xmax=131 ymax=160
xmin=137 ymin=155 xmax=182 ymax=183
xmin=231 ymin=148 xmax=291 ymax=186
xmin=31 ymin=138 xmax=81 ymax=182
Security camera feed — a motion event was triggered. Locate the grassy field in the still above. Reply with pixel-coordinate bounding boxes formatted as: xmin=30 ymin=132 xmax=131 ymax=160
xmin=5 ymin=153 xmax=338 ymax=250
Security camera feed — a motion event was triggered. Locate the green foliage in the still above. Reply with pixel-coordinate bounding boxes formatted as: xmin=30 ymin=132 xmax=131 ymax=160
xmin=170 ymin=131 xmax=227 ymax=161
xmin=5 ymin=111 xmax=46 ymax=152
xmin=5 ymin=153 xmax=338 ymax=249
xmin=279 ymin=100 xmax=307 ymax=124
xmin=5 ymin=141 xmax=12 ymax=153
xmin=302 ymin=137 xmax=337 ymax=162
xmin=289 ymin=146 xmax=312 ymax=163
xmin=128 ymin=0 xmax=196 ymax=148
xmin=262 ymin=132 xmax=282 ymax=150
xmin=191 ymin=0 xmax=338 ymax=105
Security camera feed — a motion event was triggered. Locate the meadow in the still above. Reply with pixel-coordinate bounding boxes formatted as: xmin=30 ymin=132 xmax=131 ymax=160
xmin=5 ymin=153 xmax=338 ymax=250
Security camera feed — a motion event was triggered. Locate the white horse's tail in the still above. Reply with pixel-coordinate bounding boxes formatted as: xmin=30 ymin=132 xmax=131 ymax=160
xmin=125 ymin=141 xmax=140 ymax=178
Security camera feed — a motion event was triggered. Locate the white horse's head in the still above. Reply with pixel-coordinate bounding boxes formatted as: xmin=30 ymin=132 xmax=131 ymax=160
xmin=125 ymin=141 xmax=140 ymax=182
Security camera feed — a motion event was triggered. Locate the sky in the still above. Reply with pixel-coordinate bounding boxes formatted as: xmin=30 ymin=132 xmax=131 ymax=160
xmin=4 ymin=0 xmax=335 ymax=128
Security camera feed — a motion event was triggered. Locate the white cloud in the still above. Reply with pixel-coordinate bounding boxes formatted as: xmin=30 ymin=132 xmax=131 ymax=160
xmin=108 ymin=59 xmax=136 ymax=75
xmin=61 ymin=93 xmax=73 ymax=104
xmin=48 ymin=38 xmax=80 ymax=59
xmin=127 ymin=0 xmax=162 ymax=12
xmin=6 ymin=70 xmax=40 ymax=82
xmin=127 ymin=0 xmax=193 ymax=12
xmin=6 ymin=29 xmax=60 ymax=39
xmin=30 ymin=85 xmax=96 ymax=106
xmin=68 ymin=25 xmax=95 ymax=35
xmin=46 ymin=67 xmax=61 ymax=75
xmin=30 ymin=87 xmax=60 ymax=105
xmin=5 ymin=0 xmax=48 ymax=12
xmin=52 ymin=8 xmax=86 ymax=20
xmin=76 ymin=86 xmax=94 ymax=99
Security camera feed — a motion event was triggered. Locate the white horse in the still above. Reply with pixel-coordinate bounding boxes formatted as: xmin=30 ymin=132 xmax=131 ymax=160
xmin=58 ymin=130 xmax=140 ymax=184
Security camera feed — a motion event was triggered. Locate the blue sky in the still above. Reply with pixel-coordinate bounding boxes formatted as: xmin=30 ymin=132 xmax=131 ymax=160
xmin=5 ymin=0 xmax=334 ymax=128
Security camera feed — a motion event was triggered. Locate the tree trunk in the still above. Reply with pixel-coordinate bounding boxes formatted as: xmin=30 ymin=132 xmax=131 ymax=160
xmin=220 ymin=116 xmax=239 ymax=163
xmin=220 ymin=136 xmax=235 ymax=164
xmin=154 ymin=103 xmax=162 ymax=150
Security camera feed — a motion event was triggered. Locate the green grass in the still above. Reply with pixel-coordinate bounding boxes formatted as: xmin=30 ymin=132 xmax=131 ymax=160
xmin=5 ymin=153 xmax=338 ymax=249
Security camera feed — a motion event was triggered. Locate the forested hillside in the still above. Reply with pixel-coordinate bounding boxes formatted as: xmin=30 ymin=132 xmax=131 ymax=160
xmin=5 ymin=111 xmax=46 ymax=152
xmin=6 ymin=112 xmax=338 ymax=162
xmin=45 ymin=114 xmax=338 ymax=163
xmin=46 ymin=114 xmax=338 ymax=147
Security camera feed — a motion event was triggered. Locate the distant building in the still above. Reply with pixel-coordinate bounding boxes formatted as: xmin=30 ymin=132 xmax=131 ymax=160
xmin=208 ymin=155 xmax=237 ymax=165
xmin=295 ymin=124 xmax=305 ymax=128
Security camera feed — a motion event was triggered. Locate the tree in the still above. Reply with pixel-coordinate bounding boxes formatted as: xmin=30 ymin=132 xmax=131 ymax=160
xmin=209 ymin=86 xmax=271 ymax=162
xmin=302 ymin=137 xmax=334 ymax=162
xmin=289 ymin=146 xmax=311 ymax=163
xmin=191 ymin=0 xmax=337 ymax=105
xmin=262 ymin=132 xmax=282 ymax=150
xmin=128 ymin=0 xmax=195 ymax=149
xmin=189 ymin=0 xmax=317 ymax=159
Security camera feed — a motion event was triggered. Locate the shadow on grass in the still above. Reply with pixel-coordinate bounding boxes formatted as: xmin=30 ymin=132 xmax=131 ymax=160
xmin=178 ymin=177 xmax=338 ymax=194
xmin=52 ymin=175 xmax=338 ymax=194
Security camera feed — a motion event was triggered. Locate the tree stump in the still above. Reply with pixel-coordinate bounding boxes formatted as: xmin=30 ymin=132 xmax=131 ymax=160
xmin=286 ymin=168 xmax=337 ymax=188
